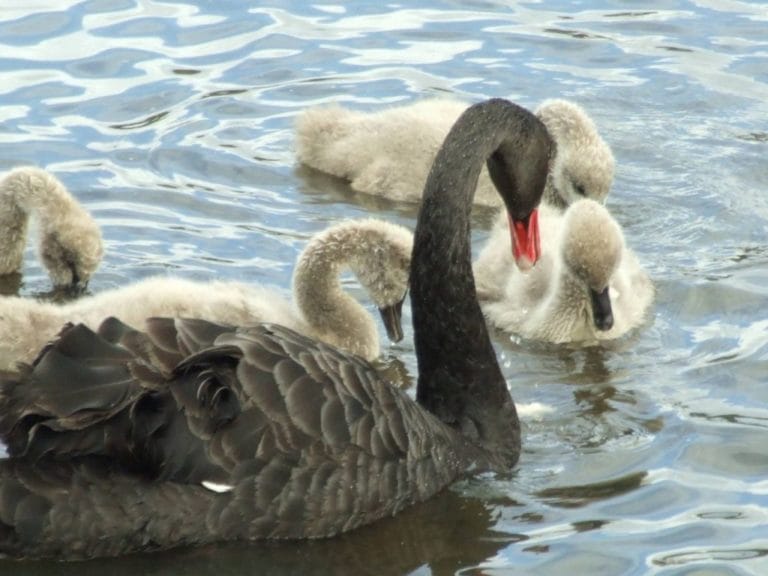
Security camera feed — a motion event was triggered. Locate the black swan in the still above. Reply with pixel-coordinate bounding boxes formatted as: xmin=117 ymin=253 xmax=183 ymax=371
xmin=0 ymin=98 xmax=551 ymax=559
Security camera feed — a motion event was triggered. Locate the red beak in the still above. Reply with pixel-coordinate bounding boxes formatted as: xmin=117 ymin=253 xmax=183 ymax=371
xmin=508 ymin=209 xmax=540 ymax=271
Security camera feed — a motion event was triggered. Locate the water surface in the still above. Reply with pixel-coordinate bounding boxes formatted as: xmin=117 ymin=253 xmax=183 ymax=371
xmin=1 ymin=1 xmax=767 ymax=574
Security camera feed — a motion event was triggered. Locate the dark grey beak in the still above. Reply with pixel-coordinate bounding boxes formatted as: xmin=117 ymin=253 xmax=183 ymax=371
xmin=67 ymin=262 xmax=88 ymax=295
xmin=378 ymin=296 xmax=406 ymax=343
xmin=589 ymin=286 xmax=614 ymax=331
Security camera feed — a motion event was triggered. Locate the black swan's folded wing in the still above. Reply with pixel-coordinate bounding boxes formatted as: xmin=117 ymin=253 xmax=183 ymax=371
xmin=0 ymin=317 xmax=463 ymax=558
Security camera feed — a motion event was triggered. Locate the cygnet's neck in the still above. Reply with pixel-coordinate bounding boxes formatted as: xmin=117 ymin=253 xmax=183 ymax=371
xmin=540 ymin=214 xmax=622 ymax=342
xmin=0 ymin=166 xmax=103 ymax=288
xmin=0 ymin=167 xmax=75 ymax=230
xmin=538 ymin=261 xmax=595 ymax=342
xmin=292 ymin=224 xmax=387 ymax=360
xmin=0 ymin=167 xmax=93 ymax=277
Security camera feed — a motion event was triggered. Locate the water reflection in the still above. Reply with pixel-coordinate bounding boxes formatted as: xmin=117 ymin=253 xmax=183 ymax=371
xmin=536 ymin=471 xmax=647 ymax=509
xmin=0 ymin=272 xmax=92 ymax=303
xmin=295 ymin=162 xmax=499 ymax=228
xmin=4 ymin=491 xmax=511 ymax=576
xmin=651 ymin=546 xmax=768 ymax=568
xmin=294 ymin=164 xmax=419 ymax=218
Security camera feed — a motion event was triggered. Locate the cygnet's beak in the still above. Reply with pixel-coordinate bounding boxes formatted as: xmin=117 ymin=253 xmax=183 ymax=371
xmin=590 ymin=286 xmax=614 ymax=331
xmin=508 ymin=209 xmax=541 ymax=271
xmin=66 ymin=264 xmax=89 ymax=295
xmin=378 ymin=295 xmax=406 ymax=343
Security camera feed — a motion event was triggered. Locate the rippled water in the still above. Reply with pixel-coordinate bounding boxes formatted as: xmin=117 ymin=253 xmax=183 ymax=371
xmin=1 ymin=1 xmax=767 ymax=574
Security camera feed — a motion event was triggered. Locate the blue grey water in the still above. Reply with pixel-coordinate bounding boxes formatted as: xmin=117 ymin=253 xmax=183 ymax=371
xmin=0 ymin=1 xmax=767 ymax=574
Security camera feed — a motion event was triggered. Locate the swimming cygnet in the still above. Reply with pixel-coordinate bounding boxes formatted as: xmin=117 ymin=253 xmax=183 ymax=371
xmin=480 ymin=199 xmax=653 ymax=343
xmin=295 ymin=97 xmax=614 ymax=209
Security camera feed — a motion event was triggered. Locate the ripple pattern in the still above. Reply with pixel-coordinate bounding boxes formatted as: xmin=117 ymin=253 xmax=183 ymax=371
xmin=0 ymin=1 xmax=767 ymax=574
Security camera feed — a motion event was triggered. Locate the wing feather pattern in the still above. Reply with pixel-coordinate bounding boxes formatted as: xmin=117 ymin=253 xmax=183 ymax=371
xmin=0 ymin=317 xmax=467 ymax=558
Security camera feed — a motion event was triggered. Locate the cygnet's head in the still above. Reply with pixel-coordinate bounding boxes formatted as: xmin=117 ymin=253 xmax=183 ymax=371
xmin=561 ymin=199 xmax=624 ymax=331
xmin=40 ymin=212 xmax=103 ymax=290
xmin=535 ymin=99 xmax=615 ymax=210
xmin=346 ymin=219 xmax=412 ymax=342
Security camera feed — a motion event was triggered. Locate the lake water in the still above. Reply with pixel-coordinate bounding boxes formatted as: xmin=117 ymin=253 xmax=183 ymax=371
xmin=1 ymin=1 xmax=767 ymax=574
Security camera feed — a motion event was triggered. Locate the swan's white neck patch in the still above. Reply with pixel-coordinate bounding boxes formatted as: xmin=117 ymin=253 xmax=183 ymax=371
xmin=202 ymin=480 xmax=234 ymax=493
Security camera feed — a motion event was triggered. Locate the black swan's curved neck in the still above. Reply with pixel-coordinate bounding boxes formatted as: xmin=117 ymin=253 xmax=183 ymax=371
xmin=410 ymin=98 xmax=551 ymax=462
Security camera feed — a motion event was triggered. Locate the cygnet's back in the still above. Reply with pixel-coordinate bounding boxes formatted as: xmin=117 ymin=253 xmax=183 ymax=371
xmin=296 ymin=99 xmax=469 ymax=203
xmin=0 ymin=278 xmax=303 ymax=371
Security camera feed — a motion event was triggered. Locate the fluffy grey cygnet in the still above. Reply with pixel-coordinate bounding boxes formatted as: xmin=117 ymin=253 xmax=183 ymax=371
xmin=295 ymin=97 xmax=614 ymax=209
xmin=479 ymin=199 xmax=653 ymax=343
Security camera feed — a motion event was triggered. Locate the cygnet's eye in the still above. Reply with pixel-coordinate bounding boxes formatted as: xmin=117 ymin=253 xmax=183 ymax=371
xmin=575 ymin=183 xmax=587 ymax=197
